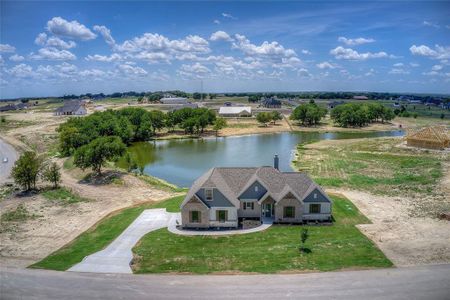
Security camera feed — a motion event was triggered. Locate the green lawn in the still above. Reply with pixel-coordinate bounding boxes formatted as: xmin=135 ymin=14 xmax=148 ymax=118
xmin=41 ymin=187 xmax=89 ymax=204
xmin=295 ymin=137 xmax=446 ymax=197
xmin=131 ymin=195 xmax=392 ymax=274
xmin=30 ymin=195 xmax=185 ymax=271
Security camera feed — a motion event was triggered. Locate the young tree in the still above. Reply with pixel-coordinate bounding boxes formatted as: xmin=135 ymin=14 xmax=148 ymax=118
xmin=213 ymin=117 xmax=227 ymax=136
xmin=12 ymin=151 xmax=41 ymax=191
xmin=256 ymin=112 xmax=272 ymax=126
xmin=42 ymin=162 xmax=61 ymax=189
xmin=74 ymin=136 xmax=126 ymax=175
xmin=300 ymin=228 xmax=309 ymax=252
xmin=270 ymin=111 xmax=283 ymax=124
xmin=124 ymin=152 xmax=138 ymax=173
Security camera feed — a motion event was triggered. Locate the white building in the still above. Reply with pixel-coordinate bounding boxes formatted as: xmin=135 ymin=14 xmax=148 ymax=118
xmin=160 ymin=97 xmax=188 ymax=104
xmin=218 ymin=106 xmax=252 ymax=117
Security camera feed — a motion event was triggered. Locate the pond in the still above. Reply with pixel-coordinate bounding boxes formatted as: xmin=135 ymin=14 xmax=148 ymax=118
xmin=119 ymin=130 xmax=404 ymax=188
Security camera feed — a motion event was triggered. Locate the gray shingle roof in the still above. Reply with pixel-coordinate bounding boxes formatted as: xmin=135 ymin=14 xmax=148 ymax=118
xmin=55 ymin=101 xmax=83 ymax=114
xmin=182 ymin=166 xmax=326 ymax=208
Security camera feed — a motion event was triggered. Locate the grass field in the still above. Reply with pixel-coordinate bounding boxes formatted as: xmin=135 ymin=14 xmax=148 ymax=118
xmin=30 ymin=195 xmax=185 ymax=271
xmin=41 ymin=187 xmax=89 ymax=204
xmin=294 ymin=137 xmax=446 ymax=197
xmin=131 ymin=195 xmax=392 ymax=274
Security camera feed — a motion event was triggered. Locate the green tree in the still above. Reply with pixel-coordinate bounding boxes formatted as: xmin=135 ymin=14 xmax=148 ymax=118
xmin=256 ymin=112 xmax=272 ymax=126
xmin=270 ymin=111 xmax=283 ymax=124
xmin=441 ymin=113 xmax=445 ymax=119
xmin=42 ymin=162 xmax=61 ymax=189
xmin=12 ymin=151 xmax=41 ymax=191
xmin=124 ymin=152 xmax=138 ymax=172
xmin=300 ymin=228 xmax=309 ymax=252
xmin=213 ymin=117 xmax=227 ymax=136
xmin=74 ymin=136 xmax=126 ymax=175
xmin=291 ymin=103 xmax=326 ymax=126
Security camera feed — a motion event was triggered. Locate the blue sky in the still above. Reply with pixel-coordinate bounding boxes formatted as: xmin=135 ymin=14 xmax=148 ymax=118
xmin=1 ymin=1 xmax=450 ymax=99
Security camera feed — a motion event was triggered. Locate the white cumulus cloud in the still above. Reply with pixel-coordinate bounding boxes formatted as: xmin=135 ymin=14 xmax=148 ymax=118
xmin=316 ymin=61 xmax=338 ymax=69
xmin=9 ymin=54 xmax=25 ymax=62
xmin=330 ymin=46 xmax=389 ymax=60
xmin=210 ymin=31 xmax=233 ymax=42
xmin=338 ymin=37 xmax=375 ymax=46
xmin=85 ymin=53 xmax=122 ymax=62
xmin=0 ymin=44 xmax=16 ymax=53
xmin=30 ymin=47 xmax=76 ymax=61
xmin=93 ymin=25 xmax=116 ymax=47
xmin=410 ymin=44 xmax=450 ymax=60
xmin=46 ymin=17 xmax=97 ymax=41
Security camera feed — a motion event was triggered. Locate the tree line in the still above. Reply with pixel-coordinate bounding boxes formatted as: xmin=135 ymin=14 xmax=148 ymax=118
xmin=58 ymin=107 xmax=222 ymax=174
xmin=330 ymin=103 xmax=395 ymax=127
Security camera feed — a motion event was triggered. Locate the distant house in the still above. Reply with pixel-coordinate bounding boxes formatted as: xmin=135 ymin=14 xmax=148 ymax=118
xmin=218 ymin=106 xmax=252 ymax=117
xmin=328 ymin=101 xmax=345 ymax=109
xmin=224 ymin=102 xmax=232 ymax=107
xmin=54 ymin=101 xmax=87 ymax=116
xmin=160 ymin=97 xmax=188 ymax=104
xmin=180 ymin=156 xmax=332 ymax=229
xmin=261 ymin=97 xmax=281 ymax=108
xmin=393 ymin=102 xmax=401 ymax=107
xmin=0 ymin=104 xmax=18 ymax=112
xmin=353 ymin=95 xmax=368 ymax=100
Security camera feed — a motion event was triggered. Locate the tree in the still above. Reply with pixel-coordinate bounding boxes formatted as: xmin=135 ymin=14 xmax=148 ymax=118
xmin=291 ymin=103 xmax=327 ymax=126
xmin=42 ymin=162 xmax=61 ymax=189
xmin=441 ymin=113 xmax=445 ymax=119
xmin=270 ymin=111 xmax=283 ymax=124
xmin=74 ymin=136 xmax=126 ymax=175
xmin=256 ymin=112 xmax=272 ymax=126
xmin=12 ymin=151 xmax=41 ymax=191
xmin=299 ymin=228 xmax=309 ymax=252
xmin=213 ymin=117 xmax=227 ymax=136
xmin=124 ymin=152 xmax=138 ymax=172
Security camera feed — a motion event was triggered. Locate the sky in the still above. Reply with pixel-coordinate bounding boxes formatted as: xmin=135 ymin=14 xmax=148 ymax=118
xmin=1 ymin=1 xmax=450 ymax=99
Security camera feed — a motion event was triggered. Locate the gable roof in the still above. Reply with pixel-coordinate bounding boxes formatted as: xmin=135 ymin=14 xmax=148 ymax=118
xmin=407 ymin=126 xmax=450 ymax=143
xmin=181 ymin=166 xmax=325 ymax=208
xmin=218 ymin=107 xmax=252 ymax=115
xmin=55 ymin=101 xmax=84 ymax=114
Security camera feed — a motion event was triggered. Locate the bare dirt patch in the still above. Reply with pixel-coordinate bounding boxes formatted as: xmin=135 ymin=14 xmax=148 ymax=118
xmin=330 ymin=189 xmax=450 ymax=267
xmin=0 ymin=164 xmax=178 ymax=268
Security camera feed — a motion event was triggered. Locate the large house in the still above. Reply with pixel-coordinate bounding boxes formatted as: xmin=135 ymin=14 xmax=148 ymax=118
xmin=261 ymin=97 xmax=281 ymax=108
xmin=218 ymin=106 xmax=252 ymax=117
xmin=180 ymin=156 xmax=332 ymax=229
xmin=54 ymin=101 xmax=87 ymax=116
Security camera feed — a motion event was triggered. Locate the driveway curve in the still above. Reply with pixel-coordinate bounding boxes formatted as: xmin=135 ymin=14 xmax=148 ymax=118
xmin=69 ymin=209 xmax=273 ymax=273
xmin=69 ymin=209 xmax=171 ymax=274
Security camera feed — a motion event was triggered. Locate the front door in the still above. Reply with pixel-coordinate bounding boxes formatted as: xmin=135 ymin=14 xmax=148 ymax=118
xmin=263 ymin=204 xmax=273 ymax=217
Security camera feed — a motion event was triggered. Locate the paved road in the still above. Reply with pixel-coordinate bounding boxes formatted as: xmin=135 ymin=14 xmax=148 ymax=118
xmin=0 ymin=138 xmax=18 ymax=184
xmin=69 ymin=209 xmax=172 ymax=273
xmin=2 ymin=264 xmax=449 ymax=299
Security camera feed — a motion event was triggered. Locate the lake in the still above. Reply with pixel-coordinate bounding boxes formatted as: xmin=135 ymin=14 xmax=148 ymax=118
xmin=120 ymin=130 xmax=404 ymax=187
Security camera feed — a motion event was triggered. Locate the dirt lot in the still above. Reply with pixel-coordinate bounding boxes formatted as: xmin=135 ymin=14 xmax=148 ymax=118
xmin=0 ymin=165 xmax=177 ymax=268
xmin=333 ymin=189 xmax=450 ymax=266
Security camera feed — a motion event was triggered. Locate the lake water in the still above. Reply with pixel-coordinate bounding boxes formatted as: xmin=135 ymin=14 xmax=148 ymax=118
xmin=122 ymin=130 xmax=404 ymax=187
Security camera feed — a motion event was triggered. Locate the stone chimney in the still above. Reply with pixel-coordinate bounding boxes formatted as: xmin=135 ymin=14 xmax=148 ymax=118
xmin=274 ymin=154 xmax=279 ymax=170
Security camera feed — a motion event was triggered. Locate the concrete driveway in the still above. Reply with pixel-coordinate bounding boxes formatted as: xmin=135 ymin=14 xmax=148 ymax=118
xmin=69 ymin=209 xmax=173 ymax=273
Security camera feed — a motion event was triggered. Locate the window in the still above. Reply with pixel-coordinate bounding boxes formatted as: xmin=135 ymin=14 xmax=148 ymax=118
xmin=314 ymin=193 xmax=317 ymax=199
xmin=255 ymin=186 xmax=259 ymax=192
xmin=190 ymin=211 xmax=201 ymax=223
xmin=243 ymin=202 xmax=254 ymax=210
xmin=216 ymin=210 xmax=228 ymax=222
xmin=309 ymin=204 xmax=321 ymax=214
xmin=205 ymin=188 xmax=213 ymax=201
xmin=283 ymin=206 xmax=295 ymax=218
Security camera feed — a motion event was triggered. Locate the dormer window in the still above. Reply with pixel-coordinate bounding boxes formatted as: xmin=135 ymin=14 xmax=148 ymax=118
xmin=255 ymin=186 xmax=259 ymax=192
xmin=314 ymin=193 xmax=317 ymax=199
xmin=205 ymin=188 xmax=213 ymax=201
